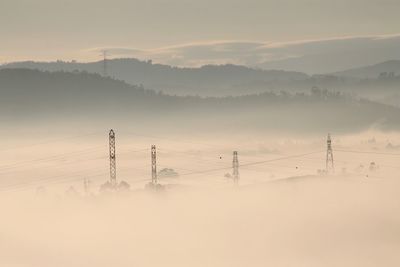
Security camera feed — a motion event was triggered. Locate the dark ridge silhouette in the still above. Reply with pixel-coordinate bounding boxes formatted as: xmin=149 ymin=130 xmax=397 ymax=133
xmin=2 ymin=59 xmax=400 ymax=107
xmin=0 ymin=58 xmax=309 ymax=96
xmin=332 ymin=60 xmax=400 ymax=79
xmin=1 ymin=69 xmax=400 ymax=133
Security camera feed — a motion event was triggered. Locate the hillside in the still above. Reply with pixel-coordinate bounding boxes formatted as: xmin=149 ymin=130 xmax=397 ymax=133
xmin=0 ymin=59 xmax=308 ymax=96
xmin=1 ymin=69 xmax=399 ymax=133
xmin=332 ymin=60 xmax=400 ymax=79
xmin=3 ymin=59 xmax=400 ymax=106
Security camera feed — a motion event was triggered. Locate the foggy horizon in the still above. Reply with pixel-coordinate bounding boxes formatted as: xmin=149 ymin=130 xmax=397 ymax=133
xmin=2 ymin=33 xmax=400 ymax=74
xmin=2 ymin=0 xmax=400 ymax=70
xmin=2 ymin=0 xmax=400 ymax=266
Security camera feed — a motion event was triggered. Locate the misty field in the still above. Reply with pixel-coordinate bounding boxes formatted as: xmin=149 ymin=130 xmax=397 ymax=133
xmin=1 ymin=130 xmax=399 ymax=267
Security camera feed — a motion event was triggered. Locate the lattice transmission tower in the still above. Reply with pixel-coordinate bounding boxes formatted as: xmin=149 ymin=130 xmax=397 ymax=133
xmin=232 ymin=151 xmax=239 ymax=184
xmin=109 ymin=129 xmax=117 ymax=187
xmin=326 ymin=133 xmax=334 ymax=174
xmin=83 ymin=178 xmax=90 ymax=195
xmin=102 ymin=50 xmax=108 ymax=77
xmin=151 ymin=145 xmax=157 ymax=185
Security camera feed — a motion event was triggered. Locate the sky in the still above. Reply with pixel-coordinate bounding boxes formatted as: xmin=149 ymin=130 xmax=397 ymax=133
xmin=1 ymin=0 xmax=400 ymax=65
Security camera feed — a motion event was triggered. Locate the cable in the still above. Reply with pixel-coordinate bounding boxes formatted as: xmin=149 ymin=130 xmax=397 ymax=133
xmin=0 ymin=131 xmax=104 ymax=152
xmin=124 ymin=132 xmax=225 ymax=148
xmin=336 ymin=149 xmax=400 ymax=156
xmin=0 ymin=146 xmax=106 ymax=173
xmin=177 ymin=150 xmax=324 ymax=178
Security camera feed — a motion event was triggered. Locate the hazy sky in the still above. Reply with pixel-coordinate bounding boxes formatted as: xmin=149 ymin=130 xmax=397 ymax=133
xmin=1 ymin=0 xmax=399 ymax=63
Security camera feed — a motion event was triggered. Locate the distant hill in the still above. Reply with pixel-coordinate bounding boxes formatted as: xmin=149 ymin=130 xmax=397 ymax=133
xmin=332 ymin=60 xmax=400 ymax=79
xmin=1 ymin=69 xmax=399 ymax=133
xmin=3 ymin=59 xmax=400 ymax=107
xmin=0 ymin=59 xmax=309 ymax=96
xmin=254 ymin=35 xmax=400 ymax=74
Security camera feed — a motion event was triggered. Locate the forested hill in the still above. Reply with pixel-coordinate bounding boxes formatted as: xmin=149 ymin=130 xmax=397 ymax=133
xmin=332 ymin=60 xmax=400 ymax=79
xmin=0 ymin=59 xmax=308 ymax=96
xmin=1 ymin=69 xmax=399 ymax=133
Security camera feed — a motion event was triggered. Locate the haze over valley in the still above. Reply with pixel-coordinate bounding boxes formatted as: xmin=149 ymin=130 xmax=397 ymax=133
xmin=1 ymin=0 xmax=400 ymax=266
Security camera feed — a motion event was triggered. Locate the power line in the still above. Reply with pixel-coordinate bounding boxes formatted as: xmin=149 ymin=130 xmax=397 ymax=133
xmin=336 ymin=149 xmax=400 ymax=156
xmin=125 ymin=132 xmax=223 ymax=148
xmin=239 ymin=151 xmax=324 ymax=168
xmin=177 ymin=151 xmax=324 ymax=178
xmin=0 ymin=146 xmax=105 ymax=174
xmin=0 ymin=131 xmax=104 ymax=152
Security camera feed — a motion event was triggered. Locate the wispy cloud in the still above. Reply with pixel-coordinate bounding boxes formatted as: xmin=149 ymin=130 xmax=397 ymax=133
xmin=86 ymin=34 xmax=400 ymax=73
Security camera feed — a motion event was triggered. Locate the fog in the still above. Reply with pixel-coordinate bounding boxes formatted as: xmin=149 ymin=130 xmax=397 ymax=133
xmin=2 ymin=0 xmax=399 ymax=264
xmin=1 ymin=130 xmax=400 ymax=266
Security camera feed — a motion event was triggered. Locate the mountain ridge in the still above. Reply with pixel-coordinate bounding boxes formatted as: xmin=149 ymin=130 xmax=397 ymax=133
xmin=2 ymin=59 xmax=400 ymax=107
xmin=332 ymin=60 xmax=400 ymax=78
xmin=0 ymin=58 xmax=308 ymax=96
xmin=1 ymin=68 xmax=399 ymax=133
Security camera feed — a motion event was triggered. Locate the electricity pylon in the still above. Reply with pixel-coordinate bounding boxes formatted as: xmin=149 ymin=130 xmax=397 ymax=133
xmin=109 ymin=129 xmax=117 ymax=187
xmin=102 ymin=50 xmax=108 ymax=77
xmin=233 ymin=151 xmax=239 ymax=184
xmin=83 ymin=178 xmax=90 ymax=195
xmin=151 ymin=145 xmax=157 ymax=185
xmin=326 ymin=133 xmax=334 ymax=174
